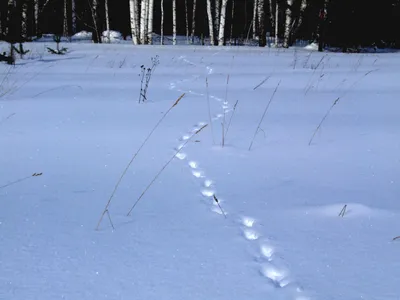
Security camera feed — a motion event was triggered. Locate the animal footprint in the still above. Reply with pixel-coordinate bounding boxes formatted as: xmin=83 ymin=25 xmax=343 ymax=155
xmin=260 ymin=265 xmax=290 ymax=288
xmin=243 ymin=229 xmax=259 ymax=240
xmin=175 ymin=152 xmax=187 ymax=160
xmin=260 ymin=244 xmax=274 ymax=261
xmin=180 ymin=135 xmax=190 ymax=141
xmin=175 ymin=143 xmax=185 ymax=151
xmin=204 ymin=179 xmax=213 ymax=187
xmin=241 ymin=216 xmax=255 ymax=228
xmin=192 ymin=170 xmax=204 ymax=178
xmin=189 ymin=161 xmax=198 ymax=169
xmin=201 ymin=189 xmax=214 ymax=197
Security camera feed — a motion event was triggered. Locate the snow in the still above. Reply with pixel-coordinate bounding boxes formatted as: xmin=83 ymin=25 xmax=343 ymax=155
xmin=1 ymin=42 xmax=400 ymax=300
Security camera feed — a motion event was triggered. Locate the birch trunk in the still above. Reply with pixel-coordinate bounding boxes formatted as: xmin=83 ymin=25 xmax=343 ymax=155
xmin=63 ymin=0 xmax=68 ymax=37
xmin=71 ymin=0 xmax=76 ymax=34
xmin=144 ymin=0 xmax=149 ymax=44
xmin=229 ymin=0 xmax=235 ymax=45
xmin=172 ymin=0 xmax=177 ymax=45
xmin=105 ymin=0 xmax=110 ymax=42
xmin=160 ymin=0 xmax=164 ymax=45
xmin=214 ymin=0 xmax=220 ymax=43
xmin=206 ymin=0 xmax=214 ymax=45
xmin=275 ymin=2 xmax=278 ymax=46
xmin=147 ymin=0 xmax=154 ymax=44
xmin=34 ymin=0 xmax=39 ymax=36
xmin=129 ymin=0 xmax=139 ymax=44
xmin=92 ymin=0 xmax=100 ymax=43
xmin=140 ymin=0 xmax=147 ymax=44
xmin=283 ymin=0 xmax=293 ymax=48
xmin=21 ymin=0 xmax=28 ymax=40
xmin=258 ymin=0 xmax=266 ymax=46
xmin=269 ymin=0 xmax=275 ymax=31
xmin=253 ymin=0 xmax=258 ymax=39
xmin=218 ymin=0 xmax=228 ymax=46
xmin=185 ymin=0 xmax=189 ymax=43
xmin=291 ymin=0 xmax=307 ymax=42
xmin=317 ymin=0 xmax=328 ymax=52
xmin=191 ymin=0 xmax=197 ymax=43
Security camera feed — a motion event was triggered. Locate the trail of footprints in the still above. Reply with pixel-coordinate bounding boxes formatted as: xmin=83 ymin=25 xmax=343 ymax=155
xmin=170 ymin=56 xmax=309 ymax=300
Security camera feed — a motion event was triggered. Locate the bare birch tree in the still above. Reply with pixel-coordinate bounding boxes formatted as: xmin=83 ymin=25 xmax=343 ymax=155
xmin=148 ymin=0 xmax=154 ymax=44
xmin=129 ymin=0 xmax=139 ymax=44
xmin=283 ymin=0 xmax=293 ymax=47
xmin=34 ymin=0 xmax=39 ymax=36
xmin=160 ymin=0 xmax=164 ymax=44
xmin=214 ymin=0 xmax=221 ymax=43
xmin=91 ymin=0 xmax=101 ymax=43
xmin=253 ymin=0 xmax=258 ymax=39
xmin=63 ymin=0 xmax=68 ymax=37
xmin=105 ymin=0 xmax=110 ymax=42
xmin=230 ymin=0 xmax=235 ymax=44
xmin=21 ymin=0 xmax=28 ymax=40
xmin=71 ymin=0 xmax=76 ymax=34
xmin=140 ymin=0 xmax=147 ymax=43
xmin=206 ymin=0 xmax=214 ymax=45
xmin=172 ymin=0 xmax=177 ymax=45
xmin=218 ymin=0 xmax=229 ymax=46
xmin=185 ymin=0 xmax=189 ymax=43
xmin=258 ymin=0 xmax=266 ymax=46
xmin=275 ymin=1 xmax=278 ymax=46
xmin=191 ymin=0 xmax=197 ymax=43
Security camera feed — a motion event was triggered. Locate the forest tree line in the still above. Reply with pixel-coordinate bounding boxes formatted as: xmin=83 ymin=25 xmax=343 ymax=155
xmin=0 ymin=0 xmax=399 ymax=50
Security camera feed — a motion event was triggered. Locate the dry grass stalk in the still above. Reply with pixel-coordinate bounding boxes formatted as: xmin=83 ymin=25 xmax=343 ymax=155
xmin=393 ymin=236 xmax=400 ymax=241
xmin=338 ymin=204 xmax=347 ymax=217
xmin=0 ymin=172 xmax=43 ymax=190
xmin=126 ymin=124 xmax=208 ymax=216
xmin=96 ymin=94 xmax=185 ymax=230
xmin=253 ymin=76 xmax=270 ymax=90
xmin=249 ymin=80 xmax=281 ymax=151
xmin=224 ymin=100 xmax=239 ymax=140
xmin=213 ymin=194 xmax=227 ymax=218
xmin=309 ymin=97 xmax=340 ymax=146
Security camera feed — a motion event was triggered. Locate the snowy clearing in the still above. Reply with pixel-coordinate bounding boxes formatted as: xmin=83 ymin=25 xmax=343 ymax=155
xmin=1 ymin=42 xmax=400 ymax=300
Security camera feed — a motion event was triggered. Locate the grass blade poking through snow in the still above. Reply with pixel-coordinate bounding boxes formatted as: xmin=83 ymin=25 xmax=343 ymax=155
xmin=0 ymin=173 xmax=42 ymax=190
xmin=308 ymin=97 xmax=340 ymax=146
xmin=213 ymin=195 xmax=227 ymax=218
xmin=206 ymin=77 xmax=215 ymax=144
xmin=249 ymin=80 xmax=281 ymax=151
xmin=224 ymin=100 xmax=239 ymax=140
xmin=126 ymin=124 xmax=208 ymax=216
xmin=96 ymin=93 xmax=185 ymax=230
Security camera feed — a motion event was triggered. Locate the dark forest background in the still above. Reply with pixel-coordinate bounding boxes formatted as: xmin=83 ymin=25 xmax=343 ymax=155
xmin=1 ymin=0 xmax=400 ymax=48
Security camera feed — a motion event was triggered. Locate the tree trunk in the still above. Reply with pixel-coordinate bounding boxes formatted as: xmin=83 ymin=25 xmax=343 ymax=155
xmin=253 ymin=0 xmax=258 ymax=39
xmin=160 ymin=0 xmax=164 ymax=44
xmin=129 ymin=0 xmax=139 ymax=44
xmin=172 ymin=0 xmax=177 ymax=45
xmin=291 ymin=0 xmax=307 ymax=43
xmin=147 ymin=0 xmax=154 ymax=44
xmin=275 ymin=1 xmax=278 ymax=46
xmin=229 ymin=0 xmax=235 ymax=44
xmin=105 ymin=0 xmax=110 ymax=42
xmin=92 ymin=0 xmax=101 ymax=43
xmin=214 ymin=0 xmax=221 ymax=43
xmin=34 ymin=0 xmax=39 ymax=36
xmin=206 ymin=0 xmax=214 ymax=45
xmin=71 ymin=0 xmax=76 ymax=34
xmin=144 ymin=0 xmax=149 ymax=44
xmin=191 ymin=0 xmax=197 ymax=43
xmin=269 ymin=0 xmax=275 ymax=31
xmin=283 ymin=0 xmax=293 ymax=48
xmin=184 ymin=0 xmax=189 ymax=43
xmin=63 ymin=0 xmax=68 ymax=37
xmin=318 ymin=0 xmax=328 ymax=52
xmin=140 ymin=0 xmax=147 ymax=44
xmin=258 ymin=0 xmax=266 ymax=46
xmin=5 ymin=0 xmax=15 ymax=37
xmin=21 ymin=0 xmax=28 ymax=40
xmin=218 ymin=0 xmax=228 ymax=46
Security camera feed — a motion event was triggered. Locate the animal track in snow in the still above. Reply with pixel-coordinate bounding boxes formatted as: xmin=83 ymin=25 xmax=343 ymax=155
xmin=204 ymin=179 xmax=213 ymax=187
xmin=260 ymin=265 xmax=289 ymax=288
xmin=201 ymin=189 xmax=214 ymax=197
xmin=260 ymin=244 xmax=274 ymax=261
xmin=180 ymin=135 xmax=190 ymax=141
xmin=175 ymin=152 xmax=187 ymax=160
xmin=243 ymin=229 xmax=260 ymax=240
xmin=188 ymin=161 xmax=198 ymax=169
xmin=192 ymin=170 xmax=204 ymax=178
xmin=242 ymin=217 xmax=255 ymax=228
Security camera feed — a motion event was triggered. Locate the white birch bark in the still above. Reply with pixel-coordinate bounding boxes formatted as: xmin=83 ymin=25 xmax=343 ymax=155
xmin=218 ymin=0 xmax=228 ymax=46
xmin=230 ymin=0 xmax=235 ymax=44
xmin=275 ymin=2 xmax=278 ymax=46
xmin=172 ymin=0 xmax=177 ymax=45
xmin=21 ymin=0 xmax=28 ymax=40
xmin=253 ymin=0 xmax=258 ymax=39
xmin=292 ymin=0 xmax=307 ymax=41
xmin=129 ymin=0 xmax=139 ymax=44
xmin=34 ymin=0 xmax=39 ymax=36
xmin=160 ymin=0 xmax=164 ymax=44
xmin=191 ymin=0 xmax=197 ymax=43
xmin=147 ymin=0 xmax=154 ymax=44
xmin=92 ymin=0 xmax=100 ymax=42
xmin=283 ymin=0 xmax=293 ymax=48
xmin=105 ymin=0 xmax=110 ymax=42
xmin=185 ymin=0 xmax=189 ymax=43
xmin=258 ymin=0 xmax=266 ymax=46
xmin=144 ymin=0 xmax=149 ymax=44
xmin=63 ymin=0 xmax=68 ymax=37
xmin=71 ymin=0 xmax=76 ymax=34
xmin=206 ymin=0 xmax=214 ymax=45
xmin=140 ymin=0 xmax=147 ymax=44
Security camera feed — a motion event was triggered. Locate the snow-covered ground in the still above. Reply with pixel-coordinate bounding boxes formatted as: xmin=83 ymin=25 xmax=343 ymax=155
xmin=1 ymin=41 xmax=400 ymax=300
